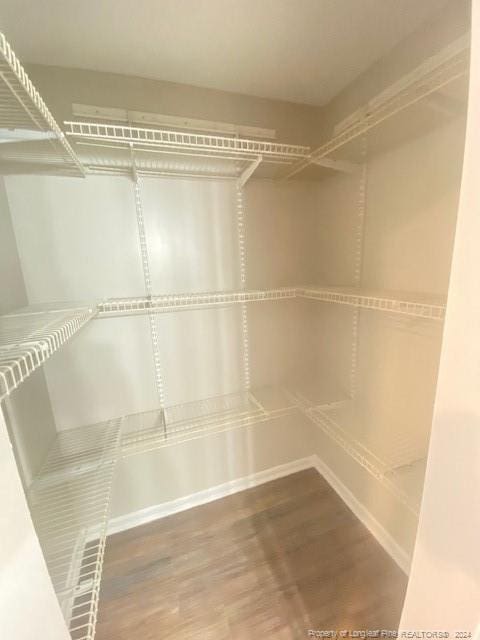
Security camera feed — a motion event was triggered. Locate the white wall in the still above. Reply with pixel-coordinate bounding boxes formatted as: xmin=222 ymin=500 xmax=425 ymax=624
xmin=5 ymin=174 xmax=316 ymax=432
xmin=4 ymin=170 xmax=317 ymax=536
xmin=244 ymin=180 xmax=316 ymax=288
xmin=3 ymin=5 xmax=470 ymax=581
xmin=314 ymin=0 xmax=470 ymax=145
xmin=44 ymin=315 xmax=159 ymax=430
xmin=111 ymin=412 xmax=314 ymax=519
xmin=0 ymin=178 xmax=65 ymax=637
xmin=0 ymin=410 xmax=69 ymax=640
xmin=141 ymin=178 xmax=240 ymax=293
xmin=400 ymin=0 xmax=480 ymax=629
xmin=362 ymin=118 xmax=466 ymax=295
xmin=307 ymin=110 xmax=466 ymax=557
xmin=0 ymin=178 xmax=27 ymax=314
xmin=25 ymin=64 xmax=318 ymax=147
xmin=5 ymin=175 xmax=144 ymax=303
xmin=0 ymin=176 xmax=57 ymax=484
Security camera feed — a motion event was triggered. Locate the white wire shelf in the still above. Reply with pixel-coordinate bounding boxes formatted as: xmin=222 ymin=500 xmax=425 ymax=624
xmin=64 ymin=121 xmax=310 ymax=180
xmin=97 ymin=288 xmax=297 ymax=316
xmin=96 ymin=287 xmax=445 ymax=320
xmin=284 ymin=35 xmax=469 ymax=179
xmin=304 ymin=400 xmax=427 ymax=513
xmin=0 ymin=304 xmax=96 ymax=400
xmin=28 ymin=418 xmax=122 ymax=640
xmin=73 ymin=148 xmax=248 ymax=179
xmin=121 ymin=386 xmax=297 ymax=456
xmin=65 ymin=121 xmax=309 ymax=159
xmin=0 ymin=32 xmax=84 ymax=177
xmin=386 ymin=457 xmax=427 ymax=511
xmin=298 ymin=286 xmax=446 ymax=320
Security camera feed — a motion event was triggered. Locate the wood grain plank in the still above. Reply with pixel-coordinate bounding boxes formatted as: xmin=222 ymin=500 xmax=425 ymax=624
xmin=96 ymin=469 xmax=407 ymax=639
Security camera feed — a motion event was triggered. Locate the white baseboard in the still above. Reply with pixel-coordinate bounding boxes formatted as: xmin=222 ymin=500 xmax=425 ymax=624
xmin=107 ymin=453 xmax=410 ymax=575
xmin=107 ymin=456 xmax=316 ymax=536
xmin=312 ymin=454 xmax=411 ymax=574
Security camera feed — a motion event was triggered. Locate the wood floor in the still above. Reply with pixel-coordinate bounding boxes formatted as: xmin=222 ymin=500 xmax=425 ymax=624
xmin=96 ymin=469 xmax=407 ymax=640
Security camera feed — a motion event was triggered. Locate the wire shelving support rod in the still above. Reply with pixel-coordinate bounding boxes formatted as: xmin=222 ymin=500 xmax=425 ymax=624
xmin=132 ymin=179 xmax=166 ymax=409
xmin=350 ymin=135 xmax=368 ymax=399
xmin=235 ymin=184 xmax=251 ymax=390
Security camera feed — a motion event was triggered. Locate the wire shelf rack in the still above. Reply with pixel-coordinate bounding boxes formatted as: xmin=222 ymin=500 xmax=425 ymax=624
xmin=0 ymin=304 xmax=96 ymax=400
xmin=121 ymin=386 xmax=297 ymax=456
xmin=298 ymin=286 xmax=446 ymax=320
xmin=28 ymin=418 xmax=122 ymax=640
xmin=97 ymin=288 xmax=297 ymax=316
xmin=73 ymin=148 xmax=249 ymax=180
xmin=304 ymin=400 xmax=427 ymax=513
xmin=64 ymin=121 xmax=310 ymax=180
xmin=96 ymin=287 xmax=445 ymax=320
xmin=65 ymin=121 xmax=309 ymax=159
xmin=284 ymin=35 xmax=469 ymax=179
xmin=0 ymin=32 xmax=85 ymax=176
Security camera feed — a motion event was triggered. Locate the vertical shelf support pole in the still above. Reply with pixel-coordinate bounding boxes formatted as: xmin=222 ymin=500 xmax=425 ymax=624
xmin=133 ymin=176 xmax=166 ymax=409
xmin=236 ymin=183 xmax=251 ymax=390
xmin=350 ymin=134 xmax=368 ymax=399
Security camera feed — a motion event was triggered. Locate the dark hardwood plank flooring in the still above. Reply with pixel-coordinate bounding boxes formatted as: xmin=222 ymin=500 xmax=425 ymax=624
xmin=96 ymin=469 xmax=407 ymax=639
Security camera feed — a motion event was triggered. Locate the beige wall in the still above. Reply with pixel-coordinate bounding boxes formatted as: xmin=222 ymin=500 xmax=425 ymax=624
xmin=23 ymin=0 xmax=470 ymax=152
xmin=0 ymin=176 xmax=57 ymax=484
xmin=1 ymin=1 xmax=473 ymax=608
xmin=0 ymin=179 xmax=66 ymax=637
xmin=0 ymin=410 xmax=69 ymax=640
xmin=25 ymin=64 xmax=318 ymax=147
xmin=306 ymin=97 xmax=466 ymax=560
xmin=0 ymin=178 xmax=27 ymax=314
xmin=400 ymin=0 xmax=480 ymax=630
xmin=111 ymin=412 xmax=314 ymax=519
xmin=5 ymin=174 xmax=317 ymax=431
xmin=314 ymin=0 xmax=470 ymax=145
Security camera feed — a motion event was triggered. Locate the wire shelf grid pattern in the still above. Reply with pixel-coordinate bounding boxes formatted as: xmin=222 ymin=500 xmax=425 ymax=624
xmin=121 ymin=387 xmax=296 ymax=456
xmin=0 ymin=32 xmax=84 ymax=176
xmin=65 ymin=121 xmax=310 ymax=160
xmin=28 ymin=418 xmax=122 ymax=640
xmin=0 ymin=305 xmax=96 ymax=400
xmin=26 ymin=381 xmax=425 ymax=640
xmin=75 ymin=147 xmax=250 ymax=179
xmin=301 ymin=401 xmax=425 ymax=513
xmin=97 ymin=288 xmax=297 ymax=316
xmin=96 ymin=287 xmax=445 ymax=320
xmin=298 ymin=286 xmax=446 ymax=320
